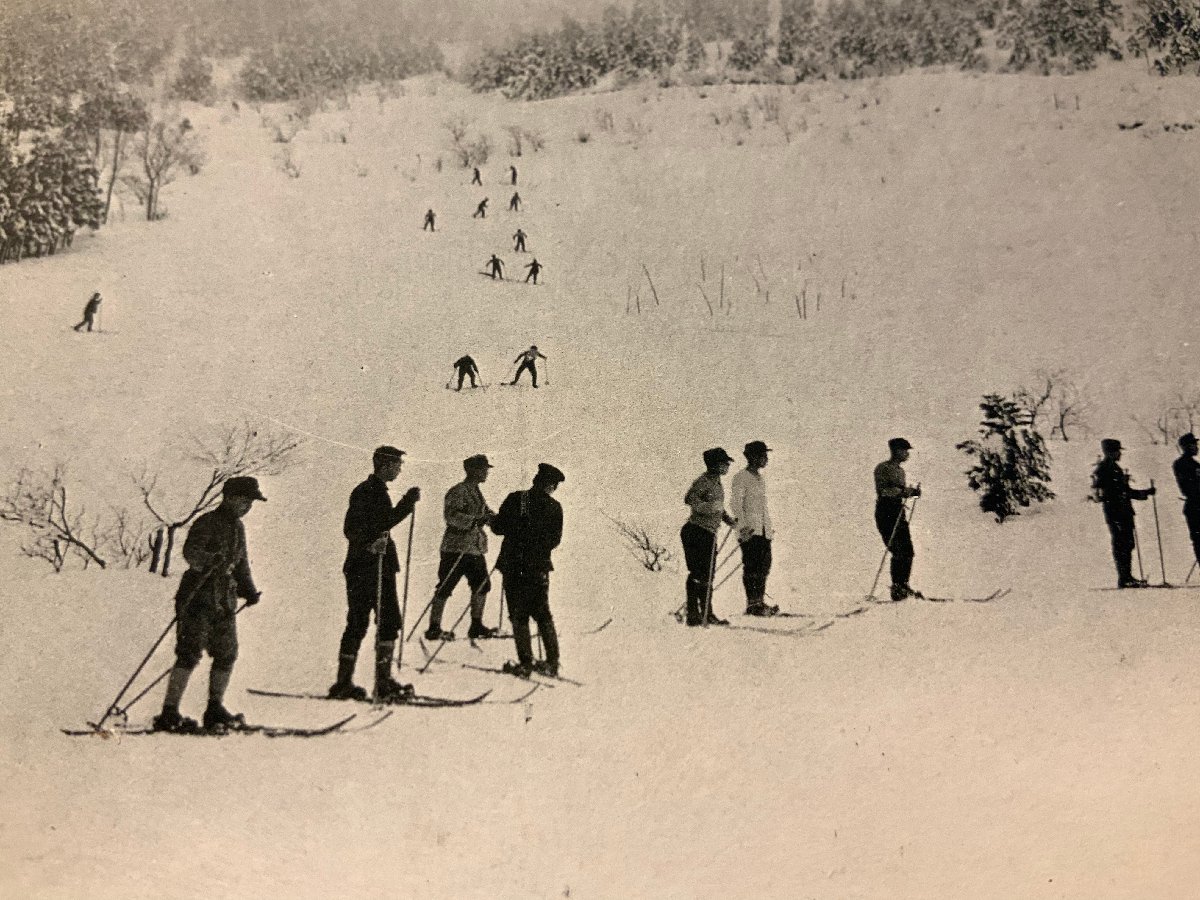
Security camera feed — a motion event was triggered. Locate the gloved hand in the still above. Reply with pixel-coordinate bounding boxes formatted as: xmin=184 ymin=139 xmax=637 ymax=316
xmin=245 ymin=591 xmax=262 ymax=607
xmin=909 ymin=484 xmax=923 ymax=498
xmin=402 ymin=486 xmax=421 ymax=505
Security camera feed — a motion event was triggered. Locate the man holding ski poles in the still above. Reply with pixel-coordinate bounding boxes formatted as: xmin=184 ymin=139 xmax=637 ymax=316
xmin=681 ymin=448 xmax=736 ymax=626
xmin=425 ymin=454 xmax=499 ymax=642
xmin=153 ymin=477 xmax=266 ymax=733
xmin=873 ymin=437 xmax=922 ymax=601
xmin=1093 ymin=438 xmax=1155 ymax=588
xmin=1174 ymin=433 xmax=1200 ymax=574
xmin=328 ymin=446 xmax=420 ymax=702
xmin=731 ymin=440 xmax=777 ymax=616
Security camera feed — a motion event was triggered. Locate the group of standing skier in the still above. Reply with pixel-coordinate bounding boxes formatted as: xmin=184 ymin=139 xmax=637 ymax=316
xmin=154 ymin=447 xmax=566 ymax=731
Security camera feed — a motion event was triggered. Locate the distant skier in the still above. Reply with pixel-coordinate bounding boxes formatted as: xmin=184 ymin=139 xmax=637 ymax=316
xmin=486 ymin=254 xmax=504 ymax=280
xmin=508 ymin=192 xmax=521 ymax=212
xmin=423 ymin=209 xmax=436 ymax=232
xmin=426 ymin=455 xmax=499 ymax=642
xmin=473 ymin=198 xmax=488 ymax=219
xmin=153 ymin=477 xmax=266 ymax=732
xmin=1093 ymin=438 xmax=1155 ymax=588
xmin=328 ymin=446 xmax=421 ymax=702
xmin=1173 ymin=433 xmax=1200 ymax=570
xmin=471 ymin=167 xmax=482 ymax=186
xmin=509 ymin=164 xmax=517 ymax=185
xmin=873 ymin=438 xmax=922 ymax=601
xmin=681 ymin=448 xmax=736 ymax=626
xmin=513 ymin=228 xmax=527 ymax=253
xmin=492 ymin=463 xmax=566 ymax=677
xmin=730 ymin=441 xmax=778 ymax=616
xmin=523 ymin=258 xmax=543 ymax=284
xmin=452 ymin=354 xmax=481 ymax=390
xmin=509 ymin=345 xmax=546 ymax=387
xmin=72 ymin=291 xmax=102 ymax=332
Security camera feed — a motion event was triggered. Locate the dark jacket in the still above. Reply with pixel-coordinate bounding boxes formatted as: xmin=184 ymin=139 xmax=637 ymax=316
xmin=1174 ymin=455 xmax=1200 ymax=505
xmin=454 ymin=355 xmax=478 ymax=374
xmin=175 ymin=505 xmax=258 ymax=611
xmin=1093 ymin=458 xmax=1151 ymax=521
xmin=492 ymin=488 xmax=562 ymax=577
xmin=342 ymin=474 xmax=414 ymax=575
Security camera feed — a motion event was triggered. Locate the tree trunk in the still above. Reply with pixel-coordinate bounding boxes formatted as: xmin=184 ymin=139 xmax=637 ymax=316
xmin=162 ymin=524 xmax=177 ymax=576
xmin=103 ymin=130 xmax=125 ymax=225
xmin=148 ymin=527 xmax=163 ymax=573
xmin=145 ymin=181 xmax=157 ymax=221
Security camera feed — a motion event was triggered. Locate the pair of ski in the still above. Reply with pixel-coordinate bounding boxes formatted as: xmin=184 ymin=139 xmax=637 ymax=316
xmin=246 ymin=686 xmax=531 ymax=707
xmin=865 ymin=588 xmax=1011 ymax=604
xmin=63 ymin=711 xmax=390 ymax=739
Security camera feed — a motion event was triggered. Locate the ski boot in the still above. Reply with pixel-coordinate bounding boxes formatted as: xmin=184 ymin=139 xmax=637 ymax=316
xmin=424 ymin=627 xmax=456 ymax=642
xmin=374 ymin=676 xmax=415 ymax=704
xmin=202 ymin=702 xmax=245 ymax=732
xmin=531 ymin=660 xmax=559 ymax=678
xmin=745 ymin=601 xmax=779 ymax=617
xmin=152 ymin=705 xmax=199 ymax=734
xmin=704 ymin=611 xmax=729 ymax=626
xmin=327 ymin=680 xmax=368 ymax=701
xmin=1118 ymin=578 xmax=1149 ymax=589
xmin=467 ymin=622 xmax=499 ymax=640
xmin=502 ymin=660 xmax=533 ymax=679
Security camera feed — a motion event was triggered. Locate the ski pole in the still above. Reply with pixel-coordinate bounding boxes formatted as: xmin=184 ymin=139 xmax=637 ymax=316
xmin=112 ymin=602 xmax=250 ymax=720
xmin=702 ymin=529 xmax=720 ymax=627
xmin=543 ymin=358 xmax=550 ymax=386
xmin=405 ymin=553 xmax=466 ymax=642
xmin=373 ymin=548 xmax=385 ymax=701
xmin=713 ymin=559 xmax=743 ymax=593
xmin=92 ymin=567 xmax=217 ymax=732
xmin=1151 ymin=479 xmax=1168 ymax=586
xmin=397 ymin=509 xmax=416 ymax=672
xmin=1187 ymin=561 xmax=1197 ymax=585
xmin=1133 ymin=518 xmax=1146 ymax=584
xmin=867 ymin=493 xmax=919 ymax=602
xmin=418 ymin=598 xmax=473 ymax=674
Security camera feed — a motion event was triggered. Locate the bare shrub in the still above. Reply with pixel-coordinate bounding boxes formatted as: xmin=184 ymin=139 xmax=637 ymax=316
xmin=594 ymin=108 xmax=615 ymax=132
xmin=505 ymin=124 xmax=524 ymax=156
xmin=0 ymin=464 xmax=110 ymax=571
xmin=1133 ymin=390 xmax=1200 ymax=445
xmin=275 ymin=147 xmax=301 ymax=178
xmin=522 ymin=128 xmax=545 ymax=152
xmin=136 ymin=419 xmax=304 ymax=576
xmin=605 ymin=514 xmax=673 ymax=572
xmin=1017 ymin=368 xmax=1092 ymax=442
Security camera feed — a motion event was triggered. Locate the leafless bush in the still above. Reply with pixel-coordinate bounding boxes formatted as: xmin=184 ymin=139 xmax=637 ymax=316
xmin=594 ymin=108 xmax=615 ymax=133
xmin=122 ymin=116 xmax=207 ymax=221
xmin=624 ymin=117 xmax=652 ymax=143
xmin=1017 ymin=368 xmax=1092 ymax=442
xmin=135 ymin=419 xmax=304 ymax=576
xmin=605 ymin=514 xmax=673 ymax=572
xmin=523 ymin=128 xmax=545 ymax=152
xmin=1133 ymin=390 xmax=1200 ymax=446
xmin=505 ymin=124 xmax=524 ymax=156
xmin=0 ymin=464 xmax=109 ymax=571
xmin=466 ymin=134 xmax=492 ymax=167
xmin=275 ymin=147 xmax=301 ymax=178
xmin=272 ymin=118 xmax=301 ymax=143
xmin=753 ymin=92 xmax=781 ymax=122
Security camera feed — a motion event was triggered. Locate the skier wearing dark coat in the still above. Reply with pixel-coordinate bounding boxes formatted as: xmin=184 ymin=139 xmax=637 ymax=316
xmin=492 ymin=464 xmax=565 ymax=677
xmin=486 ymin=254 xmax=504 ymax=280
xmin=508 ymin=192 xmax=521 ymax=212
xmin=73 ymin=292 xmax=101 ymax=332
xmin=153 ymin=477 xmax=265 ymax=732
xmin=523 ymin=258 xmax=543 ymax=284
xmin=473 ymin=198 xmax=488 ymax=219
xmin=423 ymin=209 xmax=436 ymax=231
xmin=471 ymin=167 xmax=482 ymax=186
xmin=509 ymin=345 xmax=545 ymax=387
xmin=513 ymin=229 xmax=527 ymax=253
xmin=1093 ymin=438 xmax=1155 ymax=588
xmin=873 ymin=437 xmax=922 ymax=601
xmin=453 ymin=355 xmax=480 ymax=390
xmin=1173 ymin=433 xmax=1200 ymax=569
xmin=329 ymin=446 xmax=421 ymax=701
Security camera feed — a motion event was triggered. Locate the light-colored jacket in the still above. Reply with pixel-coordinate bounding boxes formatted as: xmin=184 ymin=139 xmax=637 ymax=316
xmin=684 ymin=472 xmax=727 ymax=534
xmin=730 ymin=468 xmax=773 ymax=542
xmin=440 ymin=480 xmax=493 ymax=556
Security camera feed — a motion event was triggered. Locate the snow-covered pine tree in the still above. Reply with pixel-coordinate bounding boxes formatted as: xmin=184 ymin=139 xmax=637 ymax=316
xmin=956 ymin=393 xmax=1056 ymax=523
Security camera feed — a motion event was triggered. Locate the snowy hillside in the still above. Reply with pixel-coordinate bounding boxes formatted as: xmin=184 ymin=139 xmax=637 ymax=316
xmin=2 ymin=65 xmax=1200 ymax=898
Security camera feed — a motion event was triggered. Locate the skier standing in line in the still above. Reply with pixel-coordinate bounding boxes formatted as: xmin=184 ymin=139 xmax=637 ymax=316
xmin=1093 ymin=438 xmax=1155 ymax=588
xmin=452 ymin=354 xmax=481 ymax=390
xmin=513 ymin=228 xmax=527 ymax=253
xmin=426 ymin=455 xmax=500 ymax=642
xmin=681 ymin=448 xmax=737 ymax=626
xmin=523 ymin=258 xmax=543 ymax=284
xmin=509 ymin=345 xmax=546 ymax=387
xmin=492 ymin=463 xmax=566 ymax=677
xmin=1173 ymin=433 xmax=1200 ymax=571
xmin=508 ymin=192 xmax=521 ymax=212
xmin=730 ymin=440 xmax=778 ymax=616
xmin=873 ymin=438 xmax=922 ymax=601
xmin=328 ymin=446 xmax=421 ymax=701
xmin=471 ymin=167 xmax=482 ymax=186
xmin=473 ymin=198 xmax=488 ymax=219
xmin=73 ymin=291 xmax=102 ymax=332
xmin=153 ymin=477 xmax=266 ymax=732
xmin=486 ymin=254 xmax=504 ymax=280
xmin=423 ymin=209 xmax=436 ymax=231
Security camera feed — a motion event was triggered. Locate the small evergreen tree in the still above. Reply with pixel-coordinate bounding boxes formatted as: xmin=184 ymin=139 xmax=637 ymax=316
xmin=956 ymin=393 xmax=1056 ymax=522
xmin=1127 ymin=0 xmax=1200 ymax=73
